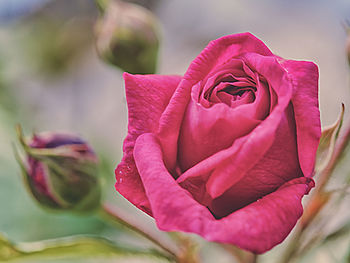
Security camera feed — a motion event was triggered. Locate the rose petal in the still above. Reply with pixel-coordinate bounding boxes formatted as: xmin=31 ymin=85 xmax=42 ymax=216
xmin=177 ymin=100 xmax=261 ymax=172
xmin=279 ymin=59 xmax=321 ymax=177
xmin=157 ymin=33 xmax=274 ymax=172
xmin=207 ymin=104 xmax=303 ymax=218
xmin=134 ymin=133 xmax=314 ymax=254
xmin=177 ymin=54 xmax=293 ymax=199
xmin=115 ymin=73 xmax=181 ymax=214
xmin=199 ymin=59 xmax=256 ymax=106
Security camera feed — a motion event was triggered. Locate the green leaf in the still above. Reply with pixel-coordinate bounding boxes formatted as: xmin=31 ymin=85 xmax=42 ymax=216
xmin=0 ymin=234 xmax=172 ymax=262
xmin=316 ymin=104 xmax=345 ymax=173
xmin=0 ymin=234 xmax=23 ymax=261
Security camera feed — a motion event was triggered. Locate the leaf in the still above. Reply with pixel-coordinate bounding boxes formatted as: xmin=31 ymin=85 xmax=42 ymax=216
xmin=0 ymin=233 xmax=23 ymax=261
xmin=316 ymin=104 xmax=345 ymax=173
xmin=0 ymin=234 xmax=172 ymax=262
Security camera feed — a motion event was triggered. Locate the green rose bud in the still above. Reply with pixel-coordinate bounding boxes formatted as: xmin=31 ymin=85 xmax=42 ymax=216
xmin=14 ymin=126 xmax=101 ymax=213
xmin=94 ymin=0 xmax=160 ymax=74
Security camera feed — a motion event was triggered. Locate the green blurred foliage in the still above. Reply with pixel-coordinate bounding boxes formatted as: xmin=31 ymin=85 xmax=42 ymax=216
xmin=18 ymin=17 xmax=93 ymax=76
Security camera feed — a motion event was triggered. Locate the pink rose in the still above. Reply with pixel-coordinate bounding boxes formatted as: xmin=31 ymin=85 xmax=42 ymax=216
xmin=115 ymin=33 xmax=321 ymax=253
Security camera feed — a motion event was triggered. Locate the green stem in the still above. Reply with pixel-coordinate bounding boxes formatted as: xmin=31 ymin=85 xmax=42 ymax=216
xmin=167 ymin=233 xmax=200 ymax=263
xmin=98 ymin=203 xmax=179 ymax=259
xmin=250 ymin=253 xmax=258 ymax=263
xmin=1 ymin=235 xmax=172 ymax=262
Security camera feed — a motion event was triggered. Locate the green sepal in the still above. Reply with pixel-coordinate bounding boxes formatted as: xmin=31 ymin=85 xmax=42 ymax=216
xmin=316 ymin=104 xmax=345 ymax=173
xmin=14 ymin=125 xmax=101 ymax=213
xmin=12 ymin=143 xmax=61 ymax=209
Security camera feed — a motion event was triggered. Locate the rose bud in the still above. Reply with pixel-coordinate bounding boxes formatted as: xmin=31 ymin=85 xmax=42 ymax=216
xmin=15 ymin=127 xmax=101 ymax=213
xmin=94 ymin=0 xmax=159 ymax=74
xmin=115 ymin=33 xmax=321 ymax=253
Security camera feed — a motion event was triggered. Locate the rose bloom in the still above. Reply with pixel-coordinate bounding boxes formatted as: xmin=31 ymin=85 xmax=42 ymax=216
xmin=115 ymin=33 xmax=321 ymax=253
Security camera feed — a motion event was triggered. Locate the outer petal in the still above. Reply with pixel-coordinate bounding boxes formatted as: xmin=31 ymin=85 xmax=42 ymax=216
xmin=279 ymin=60 xmax=321 ymax=177
xmin=115 ymin=73 xmax=182 ymax=214
xmin=157 ymin=33 xmax=274 ymax=172
xmin=207 ymin=103 xmax=303 ymax=218
xmin=134 ymin=133 xmax=314 ymax=254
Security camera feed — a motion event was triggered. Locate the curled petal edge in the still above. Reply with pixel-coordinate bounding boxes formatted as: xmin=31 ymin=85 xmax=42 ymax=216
xmin=115 ymin=73 xmax=182 ymax=214
xmin=134 ymin=133 xmax=314 ymax=253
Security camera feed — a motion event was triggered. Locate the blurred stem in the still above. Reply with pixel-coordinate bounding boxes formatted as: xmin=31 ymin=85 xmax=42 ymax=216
xmin=167 ymin=233 xmax=200 ymax=263
xmin=98 ymin=203 xmax=179 ymax=259
xmin=221 ymin=244 xmax=258 ymax=263
xmin=0 ymin=235 xmax=171 ymax=262
xmin=95 ymin=0 xmax=111 ymax=12
xmin=280 ymin=121 xmax=350 ymax=263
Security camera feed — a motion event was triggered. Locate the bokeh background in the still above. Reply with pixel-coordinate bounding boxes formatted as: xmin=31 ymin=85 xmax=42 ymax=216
xmin=0 ymin=0 xmax=350 ymax=262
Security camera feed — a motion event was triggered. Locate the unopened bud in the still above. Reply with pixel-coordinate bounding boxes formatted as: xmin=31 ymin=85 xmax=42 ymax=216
xmin=14 ymin=126 xmax=101 ymax=213
xmin=95 ymin=0 xmax=159 ymax=74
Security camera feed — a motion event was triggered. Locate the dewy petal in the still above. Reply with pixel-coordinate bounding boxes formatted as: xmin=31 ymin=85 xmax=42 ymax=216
xmin=157 ymin=33 xmax=274 ymax=172
xmin=278 ymin=59 xmax=321 ymax=177
xmin=115 ymin=73 xmax=181 ymax=214
xmin=134 ymin=133 xmax=314 ymax=254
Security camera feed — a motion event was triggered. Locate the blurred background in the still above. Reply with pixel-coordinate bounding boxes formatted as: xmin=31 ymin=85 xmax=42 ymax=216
xmin=0 ymin=0 xmax=350 ymax=262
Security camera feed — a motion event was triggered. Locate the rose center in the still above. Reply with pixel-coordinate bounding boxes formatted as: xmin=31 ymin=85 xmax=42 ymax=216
xmin=203 ymin=76 xmax=256 ymax=107
xmin=218 ymin=84 xmax=255 ymax=97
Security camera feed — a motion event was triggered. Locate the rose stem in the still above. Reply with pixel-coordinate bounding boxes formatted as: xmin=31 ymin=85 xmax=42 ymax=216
xmin=221 ymin=245 xmax=258 ymax=263
xmin=280 ymin=120 xmax=350 ymax=263
xmin=248 ymin=253 xmax=258 ymax=263
xmin=98 ymin=203 xmax=179 ymax=259
xmin=167 ymin=233 xmax=200 ymax=263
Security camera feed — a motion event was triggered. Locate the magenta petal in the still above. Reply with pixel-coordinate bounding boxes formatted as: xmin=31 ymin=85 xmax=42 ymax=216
xmin=279 ymin=60 xmax=321 ymax=177
xmin=207 ymin=104 xmax=303 ymax=218
xmin=157 ymin=33 xmax=274 ymax=172
xmin=115 ymin=73 xmax=181 ymax=214
xmin=134 ymin=133 xmax=314 ymax=253
xmin=177 ymin=100 xmax=261 ymax=172
xmin=177 ymin=55 xmax=293 ymax=199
